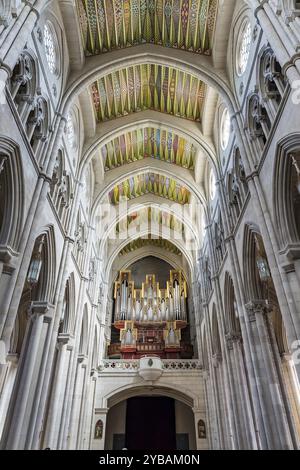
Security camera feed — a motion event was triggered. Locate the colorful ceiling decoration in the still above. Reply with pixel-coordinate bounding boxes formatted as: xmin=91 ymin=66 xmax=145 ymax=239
xmin=77 ymin=0 xmax=217 ymax=56
xmin=109 ymin=173 xmax=191 ymax=205
xmin=91 ymin=64 xmax=206 ymax=122
xmin=101 ymin=127 xmax=196 ymax=171
xmin=119 ymin=236 xmax=182 ymax=256
xmin=115 ymin=207 xmax=185 ymax=237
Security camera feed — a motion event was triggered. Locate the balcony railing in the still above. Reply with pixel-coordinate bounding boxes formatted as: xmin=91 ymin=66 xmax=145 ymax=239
xmin=98 ymin=359 xmax=202 ymax=372
xmin=107 ymin=342 xmax=193 ymax=357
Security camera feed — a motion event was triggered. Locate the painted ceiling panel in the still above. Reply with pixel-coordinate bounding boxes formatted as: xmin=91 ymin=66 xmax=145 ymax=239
xmin=109 ymin=172 xmax=191 ymax=205
xmin=115 ymin=207 xmax=185 ymax=237
xmin=91 ymin=64 xmax=206 ymax=122
xmin=77 ymin=0 xmax=217 ymax=56
xmin=119 ymin=236 xmax=182 ymax=256
xmin=100 ymin=127 xmax=196 ymax=171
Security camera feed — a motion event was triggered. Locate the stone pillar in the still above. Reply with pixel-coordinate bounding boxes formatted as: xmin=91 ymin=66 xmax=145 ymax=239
xmin=202 ymin=308 xmax=224 ymax=450
xmin=91 ymin=408 xmax=108 ymax=450
xmin=212 ymin=354 xmax=233 ymax=449
xmin=43 ymin=336 xmax=74 ymax=450
xmin=0 ymin=353 xmax=18 ymax=439
xmin=228 ymin=334 xmax=257 ymax=449
xmin=203 ymin=371 xmax=216 ymax=449
xmin=56 ymin=342 xmax=75 ymax=450
xmin=0 ymin=301 xmax=50 ymax=449
xmin=280 ymin=354 xmax=300 ymax=445
xmin=83 ymin=374 xmax=97 ymax=450
xmin=225 ymin=334 xmax=249 ymax=449
xmin=245 ymin=301 xmax=297 ymax=449
xmin=67 ymin=356 xmax=88 ymax=450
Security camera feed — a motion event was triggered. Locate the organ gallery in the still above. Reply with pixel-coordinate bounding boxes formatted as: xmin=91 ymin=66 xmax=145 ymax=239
xmin=109 ymin=270 xmax=193 ymax=359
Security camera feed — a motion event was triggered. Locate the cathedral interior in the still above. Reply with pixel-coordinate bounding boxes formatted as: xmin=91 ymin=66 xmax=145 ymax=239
xmin=0 ymin=0 xmax=300 ymax=451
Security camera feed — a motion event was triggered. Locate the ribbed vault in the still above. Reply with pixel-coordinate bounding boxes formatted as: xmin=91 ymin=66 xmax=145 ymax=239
xmin=90 ymin=64 xmax=206 ymax=123
xmin=109 ymin=172 xmax=191 ymax=205
xmin=99 ymin=126 xmax=196 ymax=171
xmin=77 ymin=0 xmax=218 ymax=56
xmin=119 ymin=236 xmax=182 ymax=256
xmin=68 ymin=0 xmax=229 ymax=278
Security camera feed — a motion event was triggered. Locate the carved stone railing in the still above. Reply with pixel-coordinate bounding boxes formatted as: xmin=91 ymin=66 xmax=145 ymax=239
xmin=162 ymin=360 xmax=202 ymax=370
xmin=98 ymin=359 xmax=202 ymax=372
xmin=98 ymin=360 xmax=139 ymax=371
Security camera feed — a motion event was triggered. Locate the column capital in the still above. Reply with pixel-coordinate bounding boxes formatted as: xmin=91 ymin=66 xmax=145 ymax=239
xmin=6 ymin=352 xmax=19 ymax=365
xmin=280 ymin=353 xmax=292 ymax=363
xmin=225 ymin=332 xmax=242 ymax=349
xmin=78 ymin=354 xmax=87 ymax=365
xmin=57 ymin=333 xmax=74 ymax=346
xmin=202 ymin=370 xmax=210 ymax=380
xmin=90 ymin=368 xmax=98 ymax=381
xmin=245 ymin=300 xmax=272 ymax=321
xmin=29 ymin=301 xmax=52 ymax=316
xmin=212 ymin=353 xmax=222 ymax=368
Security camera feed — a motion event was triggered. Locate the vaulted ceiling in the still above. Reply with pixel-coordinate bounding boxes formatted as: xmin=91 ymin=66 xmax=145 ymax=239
xmin=119 ymin=237 xmax=182 ymax=256
xmin=70 ymin=0 xmax=225 ymax=268
xmin=109 ymin=172 xmax=191 ymax=205
xmin=77 ymin=0 xmax=217 ymax=56
xmin=91 ymin=64 xmax=206 ymax=122
xmin=99 ymin=127 xmax=196 ymax=171
xmin=115 ymin=207 xmax=186 ymax=237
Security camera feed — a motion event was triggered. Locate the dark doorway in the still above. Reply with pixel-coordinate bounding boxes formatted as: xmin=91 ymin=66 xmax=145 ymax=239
xmin=125 ymin=396 xmax=176 ymax=450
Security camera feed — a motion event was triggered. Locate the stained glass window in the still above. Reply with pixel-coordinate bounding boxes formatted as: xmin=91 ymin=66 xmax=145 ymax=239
xmin=237 ymin=20 xmax=252 ymax=76
xmin=221 ymin=108 xmax=230 ymax=151
xmin=66 ymin=114 xmax=75 ymax=149
xmin=210 ymin=169 xmax=216 ymax=201
xmin=44 ymin=23 xmax=57 ymax=75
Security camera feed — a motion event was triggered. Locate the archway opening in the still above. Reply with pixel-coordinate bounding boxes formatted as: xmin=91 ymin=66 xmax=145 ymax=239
xmin=105 ymin=396 xmax=196 ymax=451
xmin=126 ymin=397 xmax=176 ymax=450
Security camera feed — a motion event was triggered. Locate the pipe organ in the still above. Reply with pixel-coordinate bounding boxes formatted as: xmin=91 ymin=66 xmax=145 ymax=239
xmin=109 ymin=270 xmax=193 ymax=359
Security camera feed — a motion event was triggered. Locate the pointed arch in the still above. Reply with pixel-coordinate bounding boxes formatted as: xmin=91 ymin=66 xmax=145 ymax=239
xmin=224 ymin=272 xmax=241 ymax=336
xmin=211 ymin=304 xmax=222 ymax=360
xmin=242 ymin=223 xmax=265 ymax=303
xmin=59 ymin=273 xmax=76 ymax=335
xmin=0 ymin=137 xmax=24 ymax=256
xmin=273 ymin=133 xmax=300 ymax=257
xmin=79 ymin=304 xmax=89 ymax=356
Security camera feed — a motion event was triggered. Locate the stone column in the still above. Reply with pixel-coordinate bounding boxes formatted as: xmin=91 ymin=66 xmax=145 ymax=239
xmin=67 ymin=356 xmax=88 ymax=450
xmin=0 ymin=353 xmax=18 ymax=439
xmin=280 ymin=354 xmax=300 ymax=445
xmin=225 ymin=334 xmax=249 ymax=449
xmin=203 ymin=308 xmax=225 ymax=449
xmin=229 ymin=334 xmax=257 ymax=449
xmin=56 ymin=342 xmax=75 ymax=450
xmin=212 ymin=354 xmax=233 ymax=449
xmin=83 ymin=374 xmax=97 ymax=450
xmin=1 ymin=301 xmax=49 ymax=449
xmin=245 ymin=301 xmax=297 ymax=449
xmin=43 ymin=335 xmax=74 ymax=450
